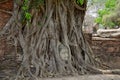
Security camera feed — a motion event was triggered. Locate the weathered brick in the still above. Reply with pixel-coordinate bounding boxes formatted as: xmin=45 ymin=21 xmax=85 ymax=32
xmin=92 ymin=37 xmax=120 ymax=69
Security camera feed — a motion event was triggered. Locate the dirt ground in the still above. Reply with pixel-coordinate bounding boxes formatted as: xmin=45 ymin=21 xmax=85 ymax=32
xmin=0 ymin=74 xmax=120 ymax=80
xmin=0 ymin=1 xmax=120 ymax=80
xmin=39 ymin=75 xmax=120 ymax=80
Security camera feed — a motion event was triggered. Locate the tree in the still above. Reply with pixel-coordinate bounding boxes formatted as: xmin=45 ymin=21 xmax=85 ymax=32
xmin=0 ymin=0 xmax=101 ymax=80
xmin=95 ymin=0 xmax=120 ymax=28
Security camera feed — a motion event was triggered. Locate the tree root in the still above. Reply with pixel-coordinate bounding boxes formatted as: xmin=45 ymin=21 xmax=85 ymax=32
xmin=86 ymin=65 xmax=120 ymax=75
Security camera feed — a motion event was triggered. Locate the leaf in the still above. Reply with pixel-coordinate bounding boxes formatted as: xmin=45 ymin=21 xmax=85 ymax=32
xmin=25 ymin=12 xmax=32 ymax=20
xmin=79 ymin=0 xmax=84 ymax=5
xmin=77 ymin=0 xmax=84 ymax=5
xmin=22 ymin=6 xmax=28 ymax=10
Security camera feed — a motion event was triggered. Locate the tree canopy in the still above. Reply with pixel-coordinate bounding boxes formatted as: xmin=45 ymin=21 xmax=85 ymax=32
xmin=95 ymin=0 xmax=120 ymax=28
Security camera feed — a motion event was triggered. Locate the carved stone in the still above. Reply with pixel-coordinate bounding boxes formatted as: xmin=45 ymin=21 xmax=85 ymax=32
xmin=97 ymin=28 xmax=120 ymax=38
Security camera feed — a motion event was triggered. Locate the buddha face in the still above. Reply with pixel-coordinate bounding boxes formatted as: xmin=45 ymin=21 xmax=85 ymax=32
xmin=59 ymin=48 xmax=69 ymax=61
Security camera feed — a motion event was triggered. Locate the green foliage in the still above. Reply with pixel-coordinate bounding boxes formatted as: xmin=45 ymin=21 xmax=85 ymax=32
xmin=106 ymin=22 xmax=116 ymax=28
xmin=105 ymin=0 xmax=116 ymax=9
xmin=25 ymin=12 xmax=32 ymax=20
xmin=95 ymin=0 xmax=118 ymax=28
xmin=22 ymin=0 xmax=29 ymax=11
xmin=98 ymin=9 xmax=109 ymax=17
xmin=95 ymin=17 xmax=102 ymax=24
xmin=21 ymin=0 xmax=45 ymax=22
xmin=21 ymin=0 xmax=32 ymax=22
xmin=77 ymin=0 xmax=84 ymax=5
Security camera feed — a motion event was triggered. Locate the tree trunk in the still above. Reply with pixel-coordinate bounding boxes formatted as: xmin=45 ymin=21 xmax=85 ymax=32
xmin=0 ymin=0 xmax=101 ymax=80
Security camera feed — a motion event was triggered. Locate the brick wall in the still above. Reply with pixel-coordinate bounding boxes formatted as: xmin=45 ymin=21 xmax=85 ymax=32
xmin=92 ymin=37 xmax=120 ymax=69
xmin=0 ymin=0 xmax=13 ymax=30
